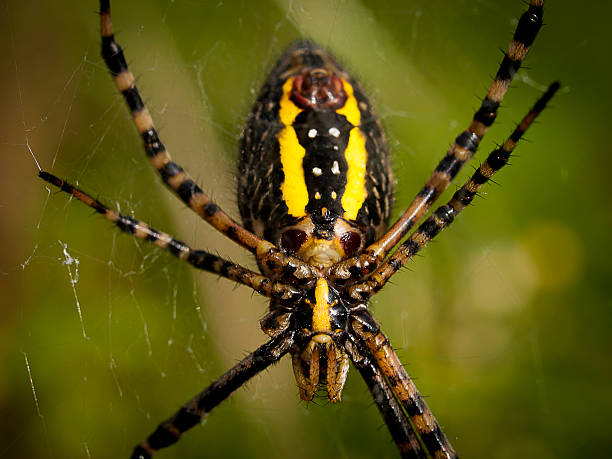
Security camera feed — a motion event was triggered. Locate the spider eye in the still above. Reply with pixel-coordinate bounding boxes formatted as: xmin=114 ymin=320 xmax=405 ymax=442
xmin=340 ymin=231 xmax=362 ymax=256
xmin=280 ymin=229 xmax=308 ymax=253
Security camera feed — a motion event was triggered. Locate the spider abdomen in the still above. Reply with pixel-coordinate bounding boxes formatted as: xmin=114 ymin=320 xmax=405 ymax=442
xmin=238 ymin=41 xmax=394 ymax=264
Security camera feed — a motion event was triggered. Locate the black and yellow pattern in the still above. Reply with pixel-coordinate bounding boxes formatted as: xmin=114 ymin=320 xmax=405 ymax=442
xmin=38 ymin=1 xmax=558 ymax=458
xmin=238 ymin=42 xmax=393 ymax=247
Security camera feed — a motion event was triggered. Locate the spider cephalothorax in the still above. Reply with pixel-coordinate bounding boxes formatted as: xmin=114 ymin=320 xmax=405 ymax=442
xmin=39 ymin=1 xmax=558 ymax=457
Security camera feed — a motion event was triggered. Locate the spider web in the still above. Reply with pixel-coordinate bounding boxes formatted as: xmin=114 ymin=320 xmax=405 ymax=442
xmin=2 ymin=0 xmax=585 ymax=458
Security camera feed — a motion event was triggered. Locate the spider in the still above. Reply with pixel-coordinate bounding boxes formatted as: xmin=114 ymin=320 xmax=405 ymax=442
xmin=39 ymin=0 xmax=558 ymax=457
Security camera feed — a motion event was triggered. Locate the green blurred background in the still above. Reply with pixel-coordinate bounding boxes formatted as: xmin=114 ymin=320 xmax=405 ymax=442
xmin=2 ymin=0 xmax=610 ymax=457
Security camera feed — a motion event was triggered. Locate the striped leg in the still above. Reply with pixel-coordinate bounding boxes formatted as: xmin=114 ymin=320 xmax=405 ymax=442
xmin=351 ymin=81 xmax=560 ymax=299
xmin=351 ymin=312 xmax=457 ymax=459
xmin=99 ymin=1 xmax=316 ymax=284
xmin=351 ymin=343 xmax=426 ymax=458
xmin=131 ymin=332 xmax=294 ymax=459
xmin=99 ymin=1 xmax=260 ymax=251
xmin=329 ymin=0 xmax=544 ymax=284
xmin=39 ymin=171 xmax=299 ymax=302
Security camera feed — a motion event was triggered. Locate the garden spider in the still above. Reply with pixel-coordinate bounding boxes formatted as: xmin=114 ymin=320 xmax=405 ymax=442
xmin=39 ymin=0 xmax=558 ymax=457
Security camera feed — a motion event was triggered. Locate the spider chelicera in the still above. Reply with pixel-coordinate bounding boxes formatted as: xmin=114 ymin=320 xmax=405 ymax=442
xmin=39 ymin=0 xmax=558 ymax=457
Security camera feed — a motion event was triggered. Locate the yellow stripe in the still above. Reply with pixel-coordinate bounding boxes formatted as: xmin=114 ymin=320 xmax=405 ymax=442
xmin=336 ymin=79 xmax=361 ymax=125
xmin=279 ymin=77 xmax=302 ymax=125
xmin=312 ymin=278 xmax=331 ymax=333
xmin=278 ymin=77 xmax=308 ymax=217
xmin=337 ymin=79 xmax=367 ymax=221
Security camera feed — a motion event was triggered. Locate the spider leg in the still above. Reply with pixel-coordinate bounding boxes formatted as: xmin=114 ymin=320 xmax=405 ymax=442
xmin=98 ymin=1 xmax=317 ymax=284
xmin=350 ymin=81 xmax=560 ymax=299
xmin=98 ymin=1 xmax=258 ymax=251
xmin=351 ymin=311 xmax=457 ymax=458
xmin=348 ymin=336 xmax=426 ymax=458
xmin=329 ymin=0 xmax=544 ymax=284
xmin=131 ymin=332 xmax=294 ymax=459
xmin=39 ymin=171 xmax=300 ymax=302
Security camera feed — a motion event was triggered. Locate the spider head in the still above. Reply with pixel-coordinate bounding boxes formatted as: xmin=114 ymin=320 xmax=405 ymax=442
xmin=291 ymin=335 xmax=349 ymax=403
xmin=260 ymin=277 xmax=351 ymax=401
xmin=290 ymin=278 xmax=350 ymax=402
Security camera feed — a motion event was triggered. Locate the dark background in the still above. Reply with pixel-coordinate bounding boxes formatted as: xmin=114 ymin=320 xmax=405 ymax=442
xmin=2 ymin=0 xmax=610 ymax=457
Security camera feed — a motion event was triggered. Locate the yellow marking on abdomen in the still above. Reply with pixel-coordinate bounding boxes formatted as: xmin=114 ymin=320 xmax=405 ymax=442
xmin=336 ymin=79 xmax=361 ymax=126
xmin=279 ymin=77 xmax=301 ymax=125
xmin=337 ymin=79 xmax=368 ymax=221
xmin=278 ymin=77 xmax=308 ymax=217
xmin=312 ymin=278 xmax=332 ymax=333
xmin=341 ymin=128 xmax=367 ymax=220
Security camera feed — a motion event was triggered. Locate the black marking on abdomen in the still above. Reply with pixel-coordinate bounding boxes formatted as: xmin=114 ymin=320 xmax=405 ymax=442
xmin=293 ymin=110 xmax=352 ymax=225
